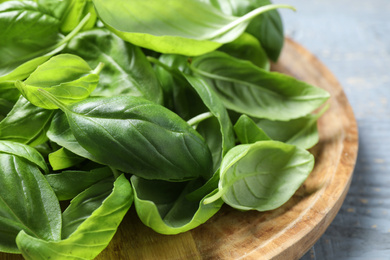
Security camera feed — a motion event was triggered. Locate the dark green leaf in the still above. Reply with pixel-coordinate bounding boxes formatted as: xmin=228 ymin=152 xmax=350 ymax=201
xmin=0 ymin=141 xmax=61 ymax=253
xmin=191 ymin=51 xmax=330 ymax=120
xmin=45 ymin=167 xmax=113 ymax=201
xmin=0 ymin=96 xmax=54 ymax=146
xmin=66 ymin=28 xmax=163 ymax=104
xmin=234 ymin=114 xmax=271 ymax=144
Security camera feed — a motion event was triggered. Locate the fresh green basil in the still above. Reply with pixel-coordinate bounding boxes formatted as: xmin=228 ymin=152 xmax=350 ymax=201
xmin=16 ymin=174 xmax=133 ymax=259
xmin=131 ymin=175 xmax=223 ymax=235
xmin=42 ymin=94 xmax=213 ymax=181
xmin=0 ymin=141 xmax=61 ymax=253
xmin=15 ymin=54 xmax=103 ymax=109
xmin=45 ymin=167 xmax=113 ymax=200
xmin=66 ymin=28 xmax=163 ymax=104
xmin=48 ymin=147 xmax=85 ymax=171
xmin=0 ymin=96 xmax=54 ymax=146
xmin=204 ymin=141 xmax=314 ymax=211
xmin=92 ymin=0 xmax=293 ymax=55
xmin=234 ymin=114 xmax=271 ymax=144
xmin=191 ymin=51 xmax=330 ymax=120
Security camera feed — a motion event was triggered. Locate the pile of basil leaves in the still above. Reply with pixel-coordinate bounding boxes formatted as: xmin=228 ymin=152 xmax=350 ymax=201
xmin=0 ymin=0 xmax=330 ymax=259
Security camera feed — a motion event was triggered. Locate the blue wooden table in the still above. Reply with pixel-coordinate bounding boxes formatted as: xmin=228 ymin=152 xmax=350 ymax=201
xmin=273 ymin=0 xmax=390 ymax=259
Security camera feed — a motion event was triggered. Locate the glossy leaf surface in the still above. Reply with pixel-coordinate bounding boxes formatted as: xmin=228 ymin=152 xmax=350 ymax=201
xmin=0 ymin=141 xmax=61 ymax=253
xmin=16 ymin=174 xmax=133 ymax=259
xmin=92 ymin=0 xmax=292 ymax=55
xmin=46 ymin=95 xmax=213 ymax=181
xmin=0 ymin=96 xmax=54 ymax=146
xmin=191 ymin=51 xmax=330 ymax=120
xmin=66 ymin=29 xmax=163 ymax=104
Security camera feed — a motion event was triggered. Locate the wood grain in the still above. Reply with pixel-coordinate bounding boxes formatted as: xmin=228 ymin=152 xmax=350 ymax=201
xmin=0 ymin=38 xmax=358 ymax=260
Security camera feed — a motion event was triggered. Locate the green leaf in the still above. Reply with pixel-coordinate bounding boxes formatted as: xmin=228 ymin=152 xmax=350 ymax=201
xmin=16 ymin=174 xmax=133 ymax=259
xmin=205 ymin=141 xmax=314 ymax=211
xmin=48 ymin=147 xmax=85 ymax=171
xmin=43 ymin=94 xmax=213 ymax=181
xmin=45 ymin=167 xmax=113 ymax=201
xmin=252 ymin=107 xmax=327 ymax=149
xmin=218 ymin=32 xmax=270 ymax=69
xmin=0 ymin=1 xmax=61 ymax=70
xmin=15 ymin=54 xmax=103 ymax=109
xmin=183 ymin=74 xmax=235 ymax=171
xmin=92 ymin=0 xmax=293 ymax=55
xmin=47 ymin=110 xmax=97 ymax=161
xmin=0 ymin=140 xmax=49 ymax=173
xmin=66 ymin=28 xmax=163 ymax=104
xmin=0 ymin=141 xmax=61 ymax=253
xmin=191 ymin=51 xmax=330 ymax=120
xmin=131 ymin=175 xmax=223 ymax=235
xmin=234 ymin=114 xmax=271 ymax=144
xmin=203 ymin=0 xmax=285 ymax=61
xmin=0 ymin=96 xmax=54 ymax=146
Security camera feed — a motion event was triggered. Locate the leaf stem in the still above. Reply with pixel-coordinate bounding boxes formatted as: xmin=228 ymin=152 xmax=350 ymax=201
xmin=93 ymin=62 xmax=105 ymax=75
xmin=187 ymin=112 xmax=213 ymax=127
xmin=210 ymin=4 xmax=296 ymax=40
xmin=55 ymin=13 xmax=92 ymax=47
xmin=203 ymin=189 xmax=224 ymax=204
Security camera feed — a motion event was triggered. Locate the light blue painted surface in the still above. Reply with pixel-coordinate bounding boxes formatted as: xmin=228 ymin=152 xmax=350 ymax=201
xmin=273 ymin=1 xmax=390 ymax=259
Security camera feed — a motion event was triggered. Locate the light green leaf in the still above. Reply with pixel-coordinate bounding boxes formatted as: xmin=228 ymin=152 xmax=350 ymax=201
xmin=205 ymin=141 xmax=314 ymax=211
xmin=233 ymin=114 xmax=271 ymax=144
xmin=16 ymin=174 xmax=133 ymax=259
xmin=92 ymin=0 xmax=293 ymax=55
xmin=15 ymin=54 xmax=103 ymax=109
xmin=48 ymin=147 xmax=85 ymax=171
xmin=132 ymin=176 xmax=223 ymax=235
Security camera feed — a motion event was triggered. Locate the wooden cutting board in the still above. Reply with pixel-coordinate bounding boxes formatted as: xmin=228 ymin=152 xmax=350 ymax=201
xmin=1 ymin=38 xmax=358 ymax=260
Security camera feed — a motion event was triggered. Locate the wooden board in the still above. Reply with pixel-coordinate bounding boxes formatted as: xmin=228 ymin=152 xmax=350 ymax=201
xmin=1 ymin=38 xmax=358 ymax=260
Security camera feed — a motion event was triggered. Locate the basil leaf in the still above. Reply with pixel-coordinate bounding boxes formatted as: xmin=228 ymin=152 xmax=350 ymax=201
xmin=45 ymin=167 xmax=113 ymax=200
xmin=44 ymin=95 xmax=213 ymax=181
xmin=92 ymin=0 xmax=293 ymax=55
xmin=0 ymin=141 xmax=61 ymax=253
xmin=0 ymin=140 xmax=48 ymax=173
xmin=47 ymin=110 xmax=97 ymax=161
xmin=234 ymin=114 xmax=271 ymax=144
xmin=253 ymin=113 xmax=322 ymax=149
xmin=131 ymin=175 xmax=223 ymax=235
xmin=183 ymin=74 xmax=235 ymax=171
xmin=218 ymin=32 xmax=270 ymax=69
xmin=0 ymin=1 xmax=61 ymax=69
xmin=205 ymin=141 xmax=314 ymax=211
xmin=203 ymin=0 xmax=284 ymax=61
xmin=16 ymin=174 xmax=133 ymax=259
xmin=0 ymin=96 xmax=54 ymax=146
xmin=66 ymin=28 xmax=163 ymax=104
xmin=191 ymin=51 xmax=330 ymax=120
xmin=48 ymin=147 xmax=85 ymax=171
xmin=15 ymin=54 xmax=103 ymax=109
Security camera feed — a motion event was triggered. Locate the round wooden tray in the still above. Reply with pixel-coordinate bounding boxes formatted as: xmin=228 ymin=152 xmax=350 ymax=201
xmin=2 ymin=38 xmax=358 ymax=260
